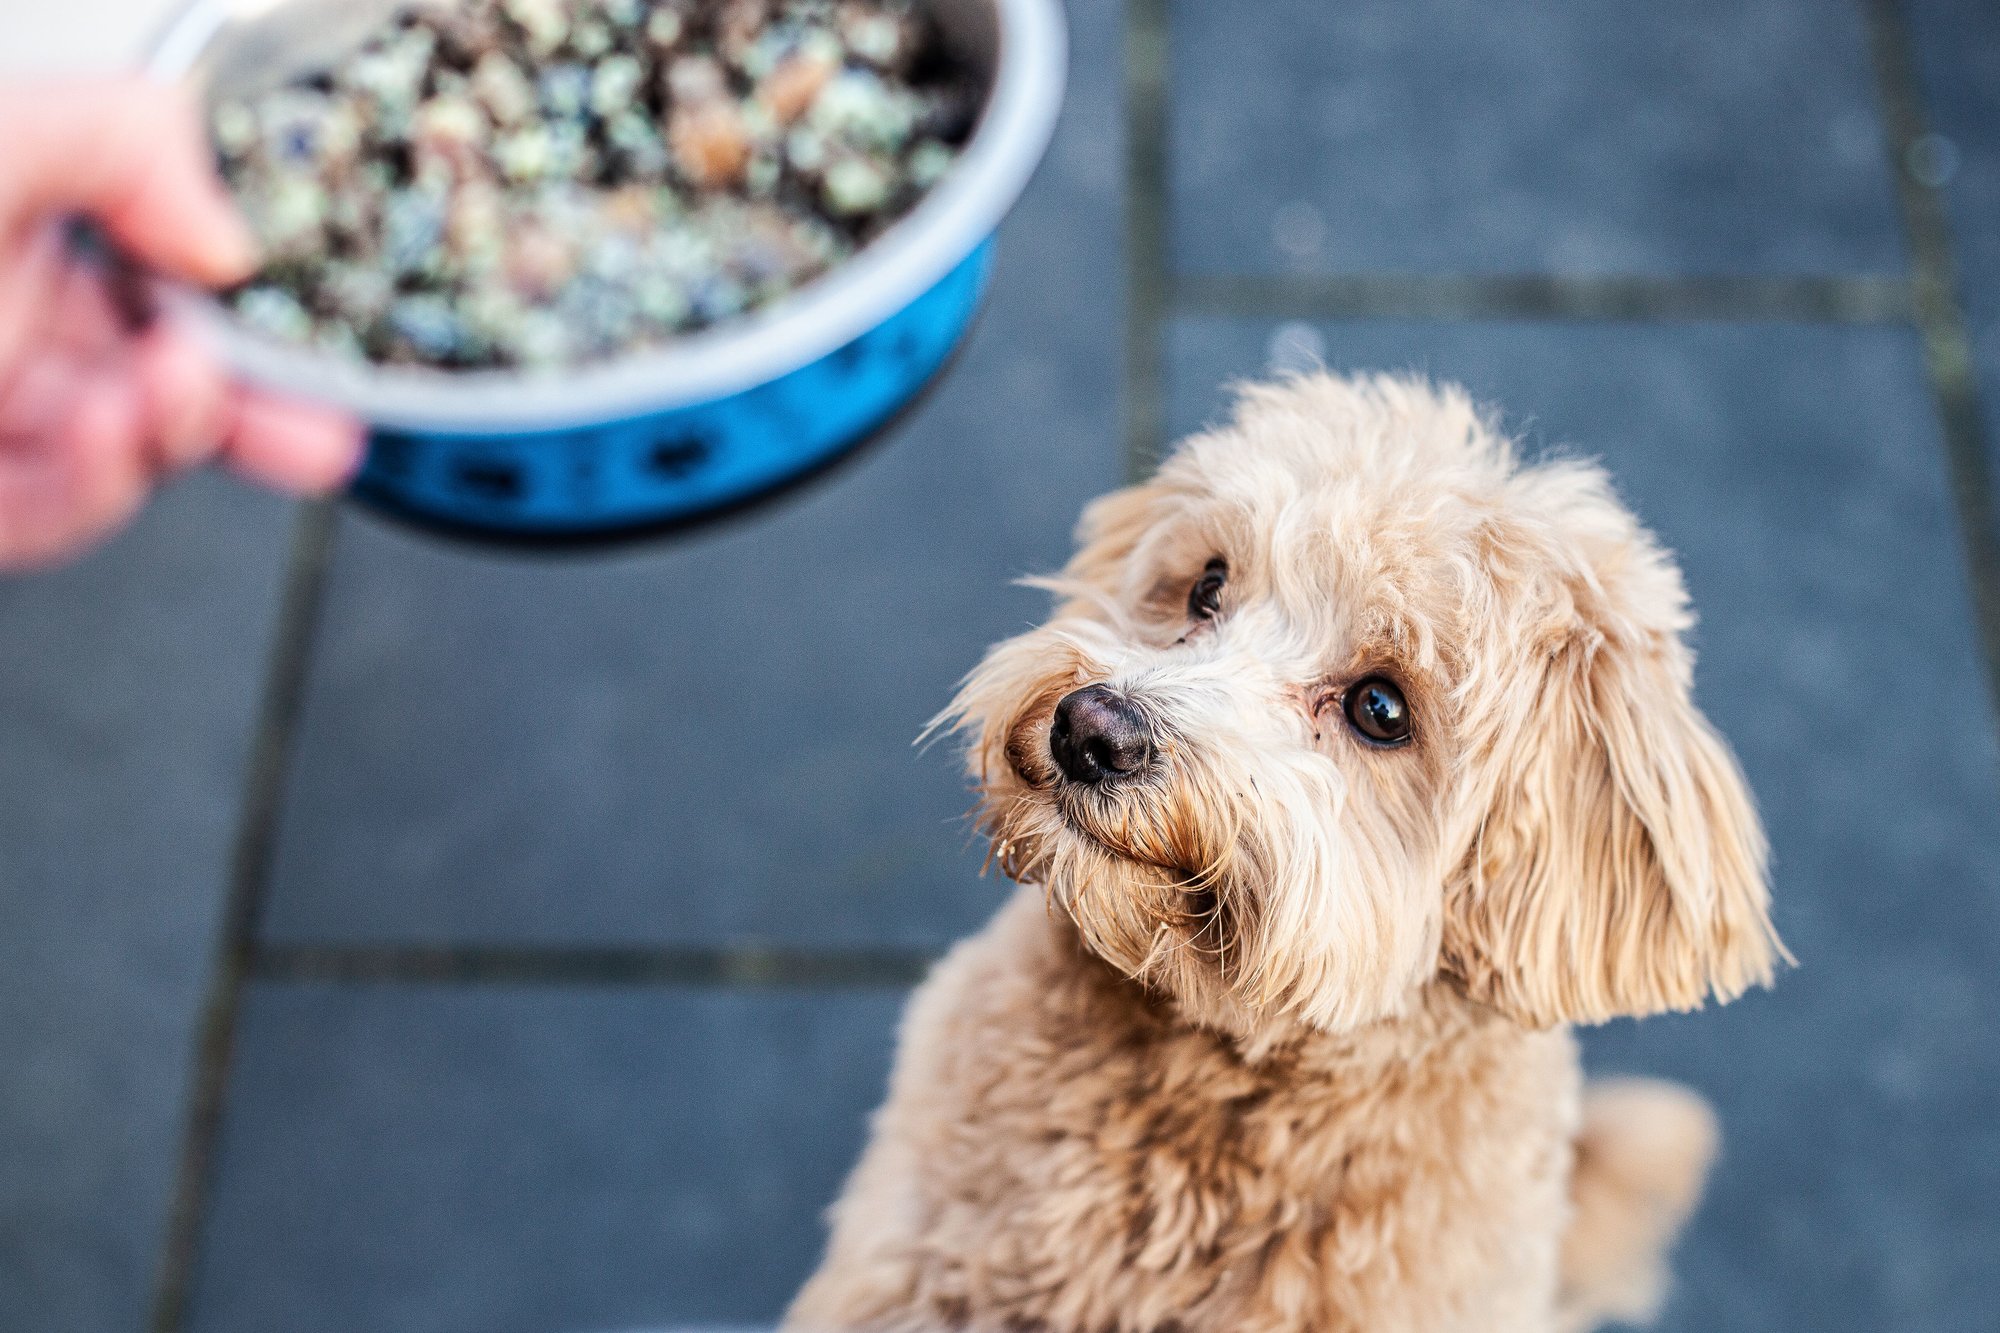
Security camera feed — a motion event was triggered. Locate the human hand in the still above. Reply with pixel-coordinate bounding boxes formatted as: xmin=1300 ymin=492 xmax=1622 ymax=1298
xmin=0 ymin=78 xmax=365 ymax=571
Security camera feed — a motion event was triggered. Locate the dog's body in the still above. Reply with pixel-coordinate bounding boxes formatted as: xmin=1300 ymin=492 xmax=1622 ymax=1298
xmin=792 ymin=889 xmax=1713 ymax=1332
xmin=789 ymin=376 xmax=1781 ymax=1333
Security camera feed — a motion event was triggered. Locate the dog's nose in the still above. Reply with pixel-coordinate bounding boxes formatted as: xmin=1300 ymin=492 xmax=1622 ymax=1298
xmin=1050 ymin=685 xmax=1153 ymax=785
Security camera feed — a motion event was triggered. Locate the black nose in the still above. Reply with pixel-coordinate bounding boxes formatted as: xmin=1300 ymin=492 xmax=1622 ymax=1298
xmin=1049 ymin=685 xmax=1154 ymax=785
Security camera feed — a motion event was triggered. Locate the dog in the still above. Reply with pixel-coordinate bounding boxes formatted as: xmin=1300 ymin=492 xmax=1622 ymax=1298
xmin=786 ymin=373 xmax=1786 ymax=1332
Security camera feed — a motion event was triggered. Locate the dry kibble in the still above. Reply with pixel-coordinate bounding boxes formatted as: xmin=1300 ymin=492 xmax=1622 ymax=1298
xmin=471 ymin=52 xmax=537 ymax=125
xmin=602 ymin=184 xmax=660 ymax=232
xmin=744 ymin=149 xmax=782 ymax=196
xmin=325 ymin=181 xmax=381 ymax=240
xmin=605 ymin=111 xmax=671 ymax=177
xmin=841 ymin=10 xmax=903 ymax=67
xmin=590 ymin=53 xmax=646 ymax=115
xmin=504 ymin=224 xmax=579 ymax=300
xmin=906 ymin=135 xmax=953 ymax=188
xmin=821 ymin=154 xmax=890 ymax=214
xmin=809 ymin=70 xmax=915 ymax=150
xmin=785 ymin=123 xmax=829 ymax=172
xmin=570 ymin=18 xmax=616 ymax=58
xmin=664 ymin=52 xmax=730 ymax=104
xmin=758 ymin=49 xmax=837 ymax=123
xmin=388 ymin=293 xmax=467 ymax=361
xmin=428 ymin=2 xmax=504 ymax=65
xmin=716 ymin=0 xmax=772 ymax=64
xmin=323 ymin=263 xmax=395 ymax=324
xmin=447 ymin=181 xmax=507 ymax=261
xmin=669 ymin=100 xmax=752 ymax=187
xmin=382 ymin=187 xmax=448 ymax=275
xmin=411 ymin=95 xmax=489 ymax=172
xmin=538 ymin=62 xmax=594 ymax=118
xmin=645 ymin=7 xmax=686 ymax=51
xmin=213 ymin=0 xmax=976 ymax=371
xmin=503 ymin=0 xmax=569 ymax=58
xmin=495 ymin=124 xmax=554 ymax=180
xmin=212 ymin=101 xmax=258 ymax=155
xmin=342 ymin=27 xmax=434 ymax=113
xmin=254 ymin=176 xmax=328 ymax=258
xmin=543 ymin=119 xmax=595 ymax=176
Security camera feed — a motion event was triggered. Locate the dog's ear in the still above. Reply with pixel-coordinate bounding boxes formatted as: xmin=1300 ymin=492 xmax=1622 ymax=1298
xmin=1443 ymin=486 xmax=1785 ymax=1028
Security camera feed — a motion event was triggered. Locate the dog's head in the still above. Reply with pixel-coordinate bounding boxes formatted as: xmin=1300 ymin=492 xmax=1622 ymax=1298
xmin=944 ymin=374 xmax=1783 ymax=1037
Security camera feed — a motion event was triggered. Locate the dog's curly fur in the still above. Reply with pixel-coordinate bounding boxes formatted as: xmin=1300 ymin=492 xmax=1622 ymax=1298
xmin=787 ymin=374 xmax=1787 ymax=1333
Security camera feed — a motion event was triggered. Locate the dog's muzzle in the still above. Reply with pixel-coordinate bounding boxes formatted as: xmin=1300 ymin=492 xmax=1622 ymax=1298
xmin=1049 ymin=685 xmax=1154 ymax=785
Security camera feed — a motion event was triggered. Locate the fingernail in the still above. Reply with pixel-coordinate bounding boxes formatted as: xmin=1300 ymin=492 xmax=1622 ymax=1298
xmin=206 ymin=201 xmax=261 ymax=282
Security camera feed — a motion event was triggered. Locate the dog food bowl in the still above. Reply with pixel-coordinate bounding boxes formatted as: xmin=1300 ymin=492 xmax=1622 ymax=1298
xmin=146 ymin=0 xmax=1065 ymax=546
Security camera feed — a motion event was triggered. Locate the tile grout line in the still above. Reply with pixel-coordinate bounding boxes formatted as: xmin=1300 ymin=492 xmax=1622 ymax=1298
xmin=1171 ymin=272 xmax=1915 ymax=325
xmin=1864 ymin=0 xmax=2000 ymax=726
xmin=251 ymin=942 xmax=938 ymax=988
xmin=148 ymin=501 xmax=342 ymax=1333
xmin=1124 ymin=0 xmax=1170 ymax=479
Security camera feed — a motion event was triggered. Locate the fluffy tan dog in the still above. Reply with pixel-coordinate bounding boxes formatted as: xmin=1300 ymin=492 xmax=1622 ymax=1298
xmin=787 ymin=374 xmax=1786 ymax=1333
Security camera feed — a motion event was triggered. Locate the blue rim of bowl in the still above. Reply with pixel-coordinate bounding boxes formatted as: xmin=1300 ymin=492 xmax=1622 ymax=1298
xmin=347 ymin=300 xmax=989 ymax=552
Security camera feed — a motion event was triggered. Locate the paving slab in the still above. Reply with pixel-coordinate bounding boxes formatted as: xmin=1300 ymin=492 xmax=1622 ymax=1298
xmin=1168 ymin=0 xmax=1906 ymax=277
xmin=0 ymin=477 xmax=298 ymax=1333
xmin=1168 ymin=317 xmax=2000 ymax=1331
xmin=183 ymin=983 xmax=904 ymax=1333
xmin=259 ymin=0 xmax=1124 ymax=951
xmin=1905 ymin=0 xmax=2000 ymax=482
xmin=1908 ymin=0 xmax=2000 ymax=311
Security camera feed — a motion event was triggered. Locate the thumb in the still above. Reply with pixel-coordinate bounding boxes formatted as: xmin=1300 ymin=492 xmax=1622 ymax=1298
xmin=0 ymin=78 xmax=258 ymax=288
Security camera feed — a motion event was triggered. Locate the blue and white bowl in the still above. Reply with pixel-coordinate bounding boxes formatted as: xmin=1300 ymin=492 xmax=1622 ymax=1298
xmin=148 ymin=0 xmax=1066 ymax=546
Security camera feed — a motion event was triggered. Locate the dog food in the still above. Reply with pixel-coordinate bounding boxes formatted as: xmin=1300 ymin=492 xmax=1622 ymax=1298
xmin=211 ymin=0 xmax=979 ymax=370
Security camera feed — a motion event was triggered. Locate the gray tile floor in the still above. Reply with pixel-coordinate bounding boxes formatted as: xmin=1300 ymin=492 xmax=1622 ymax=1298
xmin=1168 ymin=0 xmax=1907 ymax=276
xmin=0 ymin=477 xmax=298 ymax=1333
xmin=188 ymin=985 xmax=905 ymax=1333
xmin=1908 ymin=0 xmax=2000 ymax=483
xmin=3 ymin=1 xmax=1998 ymax=1331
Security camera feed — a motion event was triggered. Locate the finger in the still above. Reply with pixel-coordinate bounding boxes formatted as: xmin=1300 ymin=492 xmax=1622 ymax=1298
xmin=0 ymin=79 xmax=257 ymax=287
xmin=46 ymin=258 xmax=126 ymax=356
xmin=59 ymin=365 xmax=152 ymax=540
xmin=220 ymin=388 xmax=365 ymax=495
xmin=132 ymin=323 xmax=228 ymax=474
xmin=0 ymin=226 xmax=72 ymax=386
xmin=0 ymin=353 xmax=149 ymax=569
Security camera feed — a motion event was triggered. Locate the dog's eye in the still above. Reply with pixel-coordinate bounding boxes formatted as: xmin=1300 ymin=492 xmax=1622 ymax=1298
xmin=1344 ymin=677 xmax=1412 ymax=747
xmin=1187 ymin=559 xmax=1227 ymax=621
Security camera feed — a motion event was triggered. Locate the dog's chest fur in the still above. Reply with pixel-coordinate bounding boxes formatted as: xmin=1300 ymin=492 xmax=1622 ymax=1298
xmin=789 ymin=888 xmax=1583 ymax=1333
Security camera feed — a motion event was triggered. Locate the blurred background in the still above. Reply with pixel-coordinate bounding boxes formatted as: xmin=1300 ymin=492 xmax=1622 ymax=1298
xmin=2 ymin=1 xmax=1997 ymax=1331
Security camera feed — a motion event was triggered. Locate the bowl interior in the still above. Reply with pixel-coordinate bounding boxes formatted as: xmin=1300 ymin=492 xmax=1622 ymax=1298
xmin=147 ymin=0 xmax=1059 ymax=434
xmin=174 ymin=0 xmax=998 ymax=102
